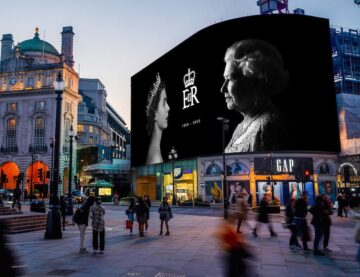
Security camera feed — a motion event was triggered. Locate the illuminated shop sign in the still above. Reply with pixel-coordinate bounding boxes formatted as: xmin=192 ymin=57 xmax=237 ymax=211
xmin=254 ymin=158 xmax=313 ymax=175
xmin=131 ymin=15 xmax=339 ymax=167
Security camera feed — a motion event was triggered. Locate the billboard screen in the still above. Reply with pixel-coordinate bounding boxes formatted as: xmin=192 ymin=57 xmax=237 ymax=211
xmin=131 ymin=15 xmax=340 ymax=167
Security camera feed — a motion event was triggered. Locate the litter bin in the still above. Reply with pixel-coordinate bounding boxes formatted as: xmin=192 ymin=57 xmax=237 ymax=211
xmin=30 ymin=200 xmax=46 ymax=213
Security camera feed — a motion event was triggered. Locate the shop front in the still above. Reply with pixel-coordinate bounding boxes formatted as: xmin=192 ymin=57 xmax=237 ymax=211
xmin=135 ymin=159 xmax=197 ymax=204
xmin=199 ymin=153 xmax=338 ymax=207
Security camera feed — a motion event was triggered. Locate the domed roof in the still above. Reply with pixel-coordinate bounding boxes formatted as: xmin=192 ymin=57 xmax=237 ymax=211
xmin=18 ymin=28 xmax=59 ymax=56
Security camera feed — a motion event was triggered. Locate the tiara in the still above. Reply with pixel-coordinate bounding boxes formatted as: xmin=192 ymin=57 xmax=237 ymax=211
xmin=146 ymin=72 xmax=161 ymax=117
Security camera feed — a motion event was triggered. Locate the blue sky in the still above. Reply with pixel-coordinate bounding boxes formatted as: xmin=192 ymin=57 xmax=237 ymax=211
xmin=0 ymin=0 xmax=359 ymax=127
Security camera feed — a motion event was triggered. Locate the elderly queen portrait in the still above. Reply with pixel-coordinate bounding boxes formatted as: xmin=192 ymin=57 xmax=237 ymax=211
xmin=221 ymin=39 xmax=290 ymax=153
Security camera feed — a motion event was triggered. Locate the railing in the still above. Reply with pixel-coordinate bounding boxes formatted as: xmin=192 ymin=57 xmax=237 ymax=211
xmin=29 ymin=145 xmax=48 ymax=153
xmin=0 ymin=145 xmax=18 ymax=153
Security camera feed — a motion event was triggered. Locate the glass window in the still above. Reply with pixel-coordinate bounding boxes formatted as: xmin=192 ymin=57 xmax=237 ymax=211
xmin=45 ymin=75 xmax=53 ymax=86
xmin=78 ymin=105 xmax=84 ymax=112
xmin=77 ymin=124 xmax=84 ymax=133
xmin=7 ymin=103 xmax=17 ymax=112
xmin=34 ymin=118 xmax=45 ymax=148
xmin=6 ymin=118 xmax=17 ymax=149
xmin=35 ymin=101 xmax=46 ymax=111
xmin=89 ymin=126 xmax=94 ymax=133
xmin=89 ymin=136 xmax=94 ymax=144
xmin=27 ymin=77 xmax=34 ymax=87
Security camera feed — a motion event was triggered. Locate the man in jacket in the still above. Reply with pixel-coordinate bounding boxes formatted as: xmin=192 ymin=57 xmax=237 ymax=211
xmin=77 ymin=196 xmax=94 ymax=254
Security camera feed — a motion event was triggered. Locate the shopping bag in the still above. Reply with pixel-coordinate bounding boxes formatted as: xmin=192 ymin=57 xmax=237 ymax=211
xmin=125 ymin=220 xmax=132 ymax=229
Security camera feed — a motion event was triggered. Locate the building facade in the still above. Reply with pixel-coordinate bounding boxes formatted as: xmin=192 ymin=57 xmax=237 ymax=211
xmin=0 ymin=27 xmax=80 ymax=197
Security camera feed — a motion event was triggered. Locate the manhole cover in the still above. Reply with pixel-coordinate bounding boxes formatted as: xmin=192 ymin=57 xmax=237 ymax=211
xmin=154 ymin=273 xmax=186 ymax=277
xmin=47 ymin=269 xmax=77 ymax=276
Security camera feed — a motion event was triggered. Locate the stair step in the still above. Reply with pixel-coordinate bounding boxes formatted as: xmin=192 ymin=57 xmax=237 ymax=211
xmin=6 ymin=226 xmax=46 ymax=234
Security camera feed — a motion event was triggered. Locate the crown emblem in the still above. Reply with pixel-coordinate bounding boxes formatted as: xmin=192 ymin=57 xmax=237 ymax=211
xmin=146 ymin=73 xmax=162 ymax=117
xmin=183 ymin=68 xmax=196 ymax=88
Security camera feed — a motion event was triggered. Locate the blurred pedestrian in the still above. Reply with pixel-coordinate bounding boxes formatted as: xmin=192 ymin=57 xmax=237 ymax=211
xmin=127 ymin=198 xmax=135 ymax=235
xmin=90 ymin=197 xmax=105 ymax=254
xmin=76 ymin=196 xmax=94 ymax=254
xmin=322 ymin=194 xmax=333 ymax=252
xmin=286 ymin=198 xmax=301 ymax=250
xmin=343 ymin=194 xmax=349 ymax=217
xmin=12 ymin=186 xmax=21 ymax=209
xmin=143 ymin=194 xmax=152 ymax=233
xmin=113 ymin=191 xmax=119 ymax=205
xmin=135 ymin=197 xmax=148 ymax=237
xmin=309 ymin=195 xmax=325 ymax=256
xmin=351 ymin=208 xmax=360 ymax=262
xmin=337 ymin=193 xmax=344 ymax=217
xmin=217 ymin=217 xmax=253 ymax=277
xmin=158 ymin=196 xmax=173 ymax=236
xmin=59 ymin=196 xmax=67 ymax=231
xmin=236 ymin=193 xmax=249 ymax=233
xmin=294 ymin=192 xmax=312 ymax=252
xmin=253 ymin=194 xmax=277 ymax=237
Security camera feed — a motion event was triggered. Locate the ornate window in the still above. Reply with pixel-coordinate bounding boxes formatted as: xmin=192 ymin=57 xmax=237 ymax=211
xmin=7 ymin=103 xmax=17 ymax=112
xmin=34 ymin=117 xmax=45 ymax=149
xmin=35 ymin=101 xmax=46 ymax=111
xmin=27 ymin=77 xmax=34 ymax=87
xmin=6 ymin=118 xmax=17 ymax=149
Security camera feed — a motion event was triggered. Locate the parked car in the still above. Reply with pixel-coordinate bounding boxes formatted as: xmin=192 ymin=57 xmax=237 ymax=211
xmin=0 ymin=189 xmax=13 ymax=200
xmin=71 ymin=190 xmax=86 ymax=203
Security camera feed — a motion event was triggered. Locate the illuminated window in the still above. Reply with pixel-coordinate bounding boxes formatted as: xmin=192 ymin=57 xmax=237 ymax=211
xmin=89 ymin=136 xmax=94 ymax=144
xmin=77 ymin=124 xmax=84 ymax=133
xmin=7 ymin=103 xmax=17 ymax=112
xmin=35 ymin=101 xmax=46 ymax=110
xmin=89 ymin=126 xmax=94 ymax=133
xmin=6 ymin=118 xmax=17 ymax=149
xmin=45 ymin=75 xmax=52 ymax=86
xmin=34 ymin=118 xmax=45 ymax=149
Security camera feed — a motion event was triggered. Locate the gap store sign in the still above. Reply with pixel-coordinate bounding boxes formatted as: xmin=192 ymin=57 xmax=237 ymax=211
xmin=254 ymin=158 xmax=313 ymax=175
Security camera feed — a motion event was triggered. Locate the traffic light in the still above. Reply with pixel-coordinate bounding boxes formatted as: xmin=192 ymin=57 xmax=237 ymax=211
xmin=37 ymin=169 xmax=43 ymax=181
xmin=303 ymin=169 xmax=311 ymax=182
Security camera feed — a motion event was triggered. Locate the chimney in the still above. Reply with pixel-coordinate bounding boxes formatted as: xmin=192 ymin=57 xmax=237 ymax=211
xmin=1 ymin=34 xmax=14 ymax=61
xmin=61 ymin=26 xmax=75 ymax=68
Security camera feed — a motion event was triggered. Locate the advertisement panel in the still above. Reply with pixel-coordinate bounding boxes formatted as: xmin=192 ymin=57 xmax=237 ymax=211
xmin=131 ymin=15 xmax=339 ymax=167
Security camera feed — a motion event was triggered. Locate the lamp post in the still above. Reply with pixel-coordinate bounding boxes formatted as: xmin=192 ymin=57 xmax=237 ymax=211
xmin=49 ymin=138 xmax=54 ymax=200
xmin=217 ymin=117 xmax=229 ymax=219
xmin=45 ymin=71 xmax=64 ymax=239
xmin=168 ymin=147 xmax=178 ymax=206
xmin=30 ymin=154 xmax=34 ymax=203
xmin=66 ymin=125 xmax=77 ymax=215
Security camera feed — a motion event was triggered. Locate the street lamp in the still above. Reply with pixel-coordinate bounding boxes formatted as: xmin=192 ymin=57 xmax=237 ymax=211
xmin=49 ymin=138 xmax=54 ymax=200
xmin=45 ymin=71 xmax=64 ymax=239
xmin=66 ymin=125 xmax=77 ymax=215
xmin=168 ymin=146 xmax=178 ymax=206
xmin=217 ymin=117 xmax=229 ymax=219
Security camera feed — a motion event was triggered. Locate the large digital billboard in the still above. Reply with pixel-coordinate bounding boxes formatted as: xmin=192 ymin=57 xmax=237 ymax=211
xmin=131 ymin=15 xmax=340 ymax=167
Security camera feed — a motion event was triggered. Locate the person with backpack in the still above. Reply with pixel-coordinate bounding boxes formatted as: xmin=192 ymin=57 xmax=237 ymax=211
xmin=158 ymin=196 xmax=173 ymax=236
xmin=90 ymin=197 xmax=105 ymax=254
xmin=126 ymin=198 xmax=135 ymax=235
xmin=135 ymin=197 xmax=148 ymax=237
xmin=74 ymin=196 xmax=94 ymax=254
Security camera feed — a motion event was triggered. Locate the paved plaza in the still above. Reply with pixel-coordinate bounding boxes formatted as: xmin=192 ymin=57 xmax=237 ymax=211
xmin=3 ymin=204 xmax=360 ymax=277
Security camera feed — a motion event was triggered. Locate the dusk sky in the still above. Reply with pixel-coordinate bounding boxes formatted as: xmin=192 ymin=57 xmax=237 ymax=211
xmin=0 ymin=0 xmax=359 ymax=128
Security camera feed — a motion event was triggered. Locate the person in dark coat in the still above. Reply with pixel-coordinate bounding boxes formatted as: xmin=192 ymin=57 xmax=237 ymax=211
xmin=337 ymin=193 xmax=344 ymax=217
xmin=59 ymin=196 xmax=67 ymax=231
xmin=253 ymin=194 xmax=277 ymax=237
xmin=143 ymin=194 xmax=152 ymax=233
xmin=309 ymin=195 xmax=326 ymax=256
xmin=294 ymin=192 xmax=311 ymax=252
xmin=77 ymin=196 xmax=94 ymax=254
xmin=135 ymin=197 xmax=148 ymax=237
xmin=286 ymin=198 xmax=301 ymax=249
xmin=158 ymin=196 xmax=173 ymax=236
xmin=322 ymin=194 xmax=333 ymax=252
xmin=12 ymin=187 xmax=21 ymax=209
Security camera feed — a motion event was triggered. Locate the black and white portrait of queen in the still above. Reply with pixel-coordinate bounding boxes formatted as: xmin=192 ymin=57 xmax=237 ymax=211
xmin=145 ymin=73 xmax=170 ymax=165
xmin=220 ymin=39 xmax=290 ymax=153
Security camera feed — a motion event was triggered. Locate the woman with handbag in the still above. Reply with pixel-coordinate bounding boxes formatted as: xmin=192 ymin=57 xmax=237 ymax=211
xmin=126 ymin=198 xmax=135 ymax=235
xmin=158 ymin=196 xmax=173 ymax=236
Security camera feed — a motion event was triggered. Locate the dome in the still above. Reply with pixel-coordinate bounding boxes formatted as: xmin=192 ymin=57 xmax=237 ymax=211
xmin=18 ymin=29 xmax=59 ymax=56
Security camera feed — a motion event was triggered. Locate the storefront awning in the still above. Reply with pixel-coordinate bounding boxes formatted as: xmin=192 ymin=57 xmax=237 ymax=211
xmin=83 ymin=159 xmax=131 ymax=174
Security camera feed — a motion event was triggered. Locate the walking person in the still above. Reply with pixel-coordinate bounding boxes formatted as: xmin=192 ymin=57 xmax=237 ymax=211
xmin=12 ymin=186 xmax=21 ymax=209
xmin=236 ymin=192 xmax=249 ymax=233
xmin=309 ymin=195 xmax=326 ymax=256
xmin=342 ymin=194 xmax=349 ymax=217
xmin=59 ymin=196 xmax=67 ymax=231
xmin=75 ymin=196 xmax=94 ymax=254
xmin=143 ymin=194 xmax=152 ymax=233
xmin=135 ymin=197 xmax=148 ymax=237
xmin=294 ymin=192 xmax=312 ymax=252
xmin=322 ymin=194 xmax=333 ymax=253
xmin=158 ymin=196 xmax=173 ymax=236
xmin=127 ymin=198 xmax=135 ymax=235
xmin=286 ymin=198 xmax=301 ymax=249
xmin=253 ymin=194 xmax=277 ymax=237
xmin=90 ymin=197 xmax=105 ymax=254
xmin=337 ymin=193 xmax=344 ymax=217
